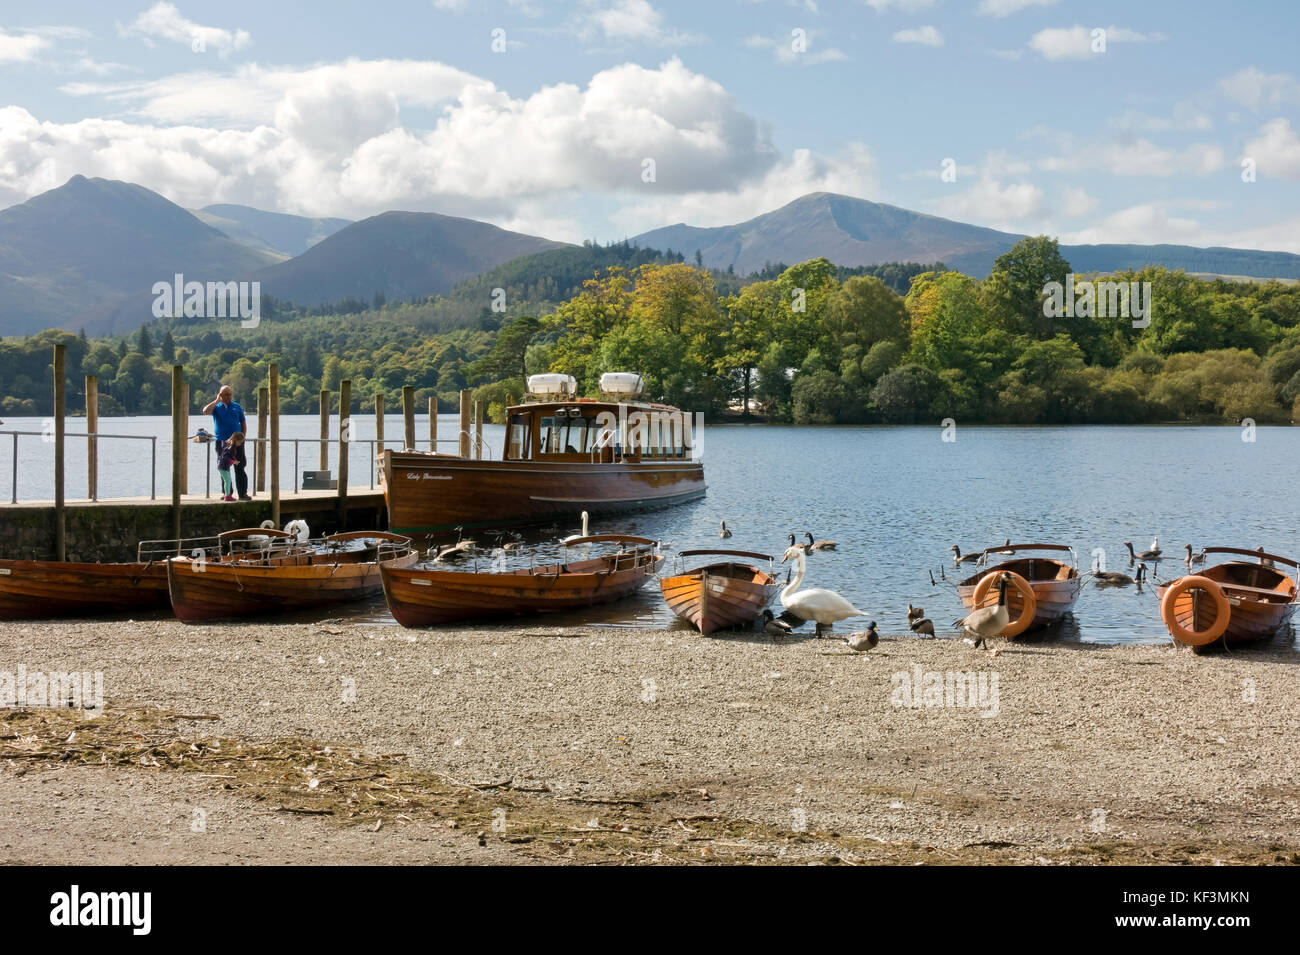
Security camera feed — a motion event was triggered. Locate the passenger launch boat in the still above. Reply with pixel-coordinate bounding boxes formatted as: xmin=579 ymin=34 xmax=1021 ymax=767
xmin=380 ymin=373 xmax=706 ymax=535
xmin=380 ymin=534 xmax=662 ymax=626
xmin=660 ymin=549 xmax=781 ymax=634
xmin=1157 ymin=546 xmax=1299 ymax=649
xmin=166 ymin=528 xmax=417 ymax=623
xmin=956 ymin=543 xmax=1082 ymax=637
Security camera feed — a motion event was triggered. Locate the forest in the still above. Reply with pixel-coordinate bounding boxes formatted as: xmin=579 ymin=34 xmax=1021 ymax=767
xmin=2 ymin=237 xmax=1299 ymax=427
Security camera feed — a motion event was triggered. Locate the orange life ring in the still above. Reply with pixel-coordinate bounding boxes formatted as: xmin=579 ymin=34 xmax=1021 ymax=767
xmin=1160 ymin=575 xmax=1231 ymax=646
xmin=971 ymin=570 xmax=1038 ymax=638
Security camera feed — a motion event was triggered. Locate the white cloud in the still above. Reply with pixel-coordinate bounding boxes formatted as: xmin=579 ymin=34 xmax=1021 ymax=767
xmin=863 ymin=0 xmax=935 ymax=11
xmin=576 ymin=0 xmax=702 ymax=46
xmin=0 ymin=29 xmax=51 ymax=63
xmin=892 ymin=26 xmax=943 ymax=47
xmin=609 ymin=143 xmax=877 ymax=235
xmin=745 ymin=31 xmax=846 ymax=65
xmin=1243 ymin=118 xmax=1300 ymax=181
xmin=977 ymin=0 xmax=1056 ymax=17
xmin=1218 ymin=67 xmax=1300 ymax=112
xmin=1028 ymin=25 xmax=1160 ymax=61
xmin=8 ymin=57 xmax=795 ymax=234
xmin=431 ymin=0 xmax=469 ymax=10
xmin=124 ymin=2 xmax=251 ymax=55
xmin=1111 ymin=103 xmax=1212 ymax=133
xmin=1059 ymin=204 xmax=1205 ymax=245
xmin=1060 ymin=185 xmax=1097 ymax=218
xmin=1040 ymin=139 xmax=1226 ymax=177
xmin=933 ymin=178 xmax=1045 ymax=226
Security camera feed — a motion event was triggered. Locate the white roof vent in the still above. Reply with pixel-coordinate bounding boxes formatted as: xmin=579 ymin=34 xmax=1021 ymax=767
xmin=599 ymin=372 xmax=643 ymax=397
xmin=527 ymin=374 xmax=577 ymax=398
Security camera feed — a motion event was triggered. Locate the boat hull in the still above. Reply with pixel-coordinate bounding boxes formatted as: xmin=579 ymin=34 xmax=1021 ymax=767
xmin=1157 ymin=561 xmax=1298 ymax=648
xmin=958 ymin=558 xmax=1082 ymax=634
xmin=381 ymin=452 xmax=705 ymax=534
xmin=660 ymin=563 xmax=780 ymax=634
xmin=167 ymin=551 xmax=418 ymax=623
xmin=0 ymin=559 xmax=171 ymax=619
xmin=381 ymin=553 xmax=663 ymax=627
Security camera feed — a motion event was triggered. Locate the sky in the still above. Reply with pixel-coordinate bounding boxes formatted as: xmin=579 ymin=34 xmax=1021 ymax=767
xmin=1 ymin=0 xmax=1298 ymax=251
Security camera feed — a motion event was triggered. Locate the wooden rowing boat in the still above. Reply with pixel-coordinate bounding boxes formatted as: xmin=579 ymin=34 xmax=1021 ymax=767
xmin=0 ymin=558 xmax=170 ymax=619
xmin=166 ymin=529 xmax=417 ymax=623
xmin=381 ymin=534 xmax=662 ymax=627
xmin=659 ymin=549 xmax=780 ymax=635
xmin=957 ymin=543 xmax=1082 ymax=637
xmin=1156 ymin=546 xmax=1299 ymax=649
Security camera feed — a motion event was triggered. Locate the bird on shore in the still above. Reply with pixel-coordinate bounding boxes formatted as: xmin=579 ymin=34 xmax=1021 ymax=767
xmin=1124 ymin=541 xmax=1161 ymax=562
xmin=949 ymin=545 xmax=981 ymax=565
xmin=845 ymin=623 xmax=880 ymax=652
xmin=719 ymin=520 xmax=732 ymax=539
xmin=805 ymin=532 xmax=837 ymax=552
xmin=907 ymin=603 xmax=935 ymax=636
xmin=758 ymin=609 xmax=797 ymax=641
xmin=954 ymin=572 xmax=1012 ymax=650
xmin=779 ymin=545 xmax=867 ymax=637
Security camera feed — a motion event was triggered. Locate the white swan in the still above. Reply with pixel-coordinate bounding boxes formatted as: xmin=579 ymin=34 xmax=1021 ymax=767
xmin=562 ymin=511 xmax=590 ymax=545
xmin=283 ymin=519 xmax=310 ymax=543
xmin=778 ymin=545 xmax=867 ymax=637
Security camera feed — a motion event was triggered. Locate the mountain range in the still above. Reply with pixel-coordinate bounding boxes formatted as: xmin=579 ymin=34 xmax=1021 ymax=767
xmin=2 ymin=176 xmax=1299 ymax=338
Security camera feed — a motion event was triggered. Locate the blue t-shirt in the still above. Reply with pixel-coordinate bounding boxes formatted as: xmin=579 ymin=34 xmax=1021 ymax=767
xmin=211 ymin=401 xmax=245 ymax=442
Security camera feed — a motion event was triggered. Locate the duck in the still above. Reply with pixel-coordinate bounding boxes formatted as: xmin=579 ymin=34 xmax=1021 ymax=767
xmin=719 ymin=520 xmax=732 ymax=539
xmin=788 ymin=533 xmax=813 ymax=556
xmin=845 ymin=623 xmax=880 ymax=652
xmin=805 ymin=532 xmax=837 ymax=552
xmin=1124 ymin=541 xmax=1161 ymax=562
xmin=908 ymin=612 xmax=936 ymax=637
xmin=779 ymin=545 xmax=867 ymax=637
xmin=954 ymin=572 xmax=1012 ymax=650
xmin=758 ymin=609 xmax=797 ymax=640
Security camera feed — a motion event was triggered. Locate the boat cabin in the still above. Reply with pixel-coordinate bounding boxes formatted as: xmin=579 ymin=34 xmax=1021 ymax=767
xmin=504 ymin=373 xmax=696 ymax=464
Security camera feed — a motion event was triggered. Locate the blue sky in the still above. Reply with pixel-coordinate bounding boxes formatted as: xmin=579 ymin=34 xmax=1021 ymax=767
xmin=2 ymin=0 xmax=1298 ymax=251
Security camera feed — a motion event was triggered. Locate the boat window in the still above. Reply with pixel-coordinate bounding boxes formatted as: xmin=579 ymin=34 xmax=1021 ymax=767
xmin=566 ymin=416 xmax=590 ymax=453
xmin=540 ymin=416 xmax=562 ymax=454
xmin=507 ymin=414 xmax=531 ymax=460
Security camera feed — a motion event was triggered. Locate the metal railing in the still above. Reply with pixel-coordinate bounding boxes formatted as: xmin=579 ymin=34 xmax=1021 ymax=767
xmin=2 ymin=430 xmax=157 ymax=504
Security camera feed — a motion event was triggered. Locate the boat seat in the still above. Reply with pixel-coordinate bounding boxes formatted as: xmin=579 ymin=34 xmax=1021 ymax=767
xmin=1217 ymin=582 xmax=1292 ymax=598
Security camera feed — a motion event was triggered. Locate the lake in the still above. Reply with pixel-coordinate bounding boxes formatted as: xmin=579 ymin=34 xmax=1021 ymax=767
xmin=3 ymin=415 xmax=1296 ymax=647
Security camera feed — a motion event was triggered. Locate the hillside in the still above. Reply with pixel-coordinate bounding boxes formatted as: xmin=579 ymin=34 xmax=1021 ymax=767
xmin=194 ymin=204 xmax=351 ymax=258
xmin=0 ymin=176 xmax=279 ymax=336
xmin=632 ymin=192 xmax=1300 ymax=281
xmin=254 ymin=211 xmax=569 ymax=307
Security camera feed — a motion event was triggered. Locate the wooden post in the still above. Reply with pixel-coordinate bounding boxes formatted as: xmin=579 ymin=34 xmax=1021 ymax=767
xmin=403 ymin=386 xmax=415 ymax=450
xmin=474 ymin=401 xmax=483 ymax=460
xmin=180 ymin=381 xmax=190 ymax=495
xmin=428 ymin=396 xmax=437 ymax=451
xmin=256 ymin=386 xmax=268 ymax=493
xmin=319 ymin=389 xmax=330 ymax=470
xmin=269 ymin=364 xmax=280 ymax=527
xmin=338 ymin=379 xmax=351 ymax=530
xmin=85 ymin=374 xmax=98 ymax=502
xmin=53 ymin=345 xmax=66 ymax=560
xmin=170 ymin=364 xmax=183 ymax=546
xmin=374 ymin=393 xmax=385 ymax=456
xmin=458 ymin=389 xmax=471 ymax=458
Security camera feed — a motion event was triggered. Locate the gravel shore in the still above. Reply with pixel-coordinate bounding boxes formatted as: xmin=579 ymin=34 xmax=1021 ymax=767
xmin=2 ymin=617 xmax=1298 ymax=864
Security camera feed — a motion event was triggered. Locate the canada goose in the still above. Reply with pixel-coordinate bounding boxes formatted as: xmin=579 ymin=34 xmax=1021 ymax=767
xmin=949 ymin=545 xmax=981 ymax=565
xmin=719 ymin=520 xmax=732 ymax=539
xmin=779 ymin=545 xmax=867 ymax=637
xmin=1124 ymin=542 xmax=1161 ymax=562
xmin=1094 ymin=568 xmax=1136 ymax=587
xmin=562 ymin=512 xmax=590 ymax=545
xmin=845 ymin=622 xmax=879 ymax=652
xmin=788 ymin=534 xmax=813 ymax=555
xmin=805 ymin=532 xmax=837 ymax=552
xmin=954 ymin=572 xmax=1012 ymax=650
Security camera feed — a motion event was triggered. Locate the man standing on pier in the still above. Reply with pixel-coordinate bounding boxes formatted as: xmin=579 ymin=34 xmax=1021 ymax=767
xmin=202 ymin=385 xmax=250 ymax=501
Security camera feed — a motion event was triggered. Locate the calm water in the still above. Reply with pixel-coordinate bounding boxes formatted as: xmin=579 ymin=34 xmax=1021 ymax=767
xmin=4 ymin=416 xmax=1298 ymax=647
